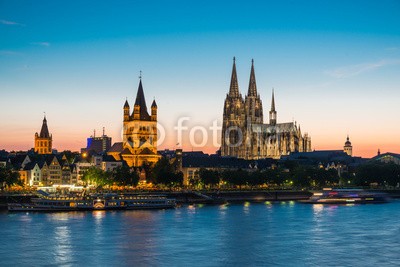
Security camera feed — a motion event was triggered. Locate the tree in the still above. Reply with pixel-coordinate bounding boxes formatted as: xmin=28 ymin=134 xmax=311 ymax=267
xmin=0 ymin=166 xmax=21 ymax=188
xmin=151 ymin=157 xmax=183 ymax=188
xmin=355 ymin=162 xmax=400 ymax=187
xmin=111 ymin=165 xmax=140 ymax=186
xmin=222 ymin=169 xmax=248 ymax=189
xmin=141 ymin=162 xmax=154 ymax=184
xmin=199 ymin=168 xmax=220 ymax=188
xmin=82 ymin=167 xmax=110 ymax=187
xmin=248 ymin=170 xmax=264 ymax=187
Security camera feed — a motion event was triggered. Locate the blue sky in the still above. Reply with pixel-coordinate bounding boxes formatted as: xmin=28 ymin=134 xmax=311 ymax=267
xmin=1 ymin=0 xmax=400 ymax=156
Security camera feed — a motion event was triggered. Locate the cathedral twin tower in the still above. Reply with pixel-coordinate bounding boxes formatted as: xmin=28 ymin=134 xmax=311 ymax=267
xmin=221 ymin=58 xmax=311 ymax=159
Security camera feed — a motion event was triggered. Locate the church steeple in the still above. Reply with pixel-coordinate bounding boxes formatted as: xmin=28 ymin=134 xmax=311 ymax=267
xmin=247 ymin=59 xmax=257 ymax=97
xmin=133 ymin=78 xmax=151 ymax=121
xmin=40 ymin=115 xmax=50 ymax=138
xmin=269 ymin=89 xmax=277 ymax=126
xmin=229 ymin=57 xmax=240 ymax=98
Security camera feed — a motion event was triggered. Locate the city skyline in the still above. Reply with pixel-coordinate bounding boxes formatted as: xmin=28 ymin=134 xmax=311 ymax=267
xmin=1 ymin=1 xmax=400 ymax=157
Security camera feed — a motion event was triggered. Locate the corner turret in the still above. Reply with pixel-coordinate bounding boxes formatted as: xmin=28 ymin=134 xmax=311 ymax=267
xmin=123 ymin=99 xmax=130 ymax=122
xmin=151 ymin=99 xmax=157 ymax=121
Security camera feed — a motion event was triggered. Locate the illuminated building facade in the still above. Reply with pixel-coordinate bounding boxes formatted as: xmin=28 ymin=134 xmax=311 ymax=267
xmin=221 ymin=58 xmax=312 ymax=159
xmin=34 ymin=116 xmax=52 ymax=154
xmin=118 ymin=78 xmax=160 ymax=167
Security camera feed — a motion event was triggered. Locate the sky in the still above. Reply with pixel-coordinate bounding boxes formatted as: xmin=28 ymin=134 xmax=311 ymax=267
xmin=1 ymin=0 xmax=400 ymax=157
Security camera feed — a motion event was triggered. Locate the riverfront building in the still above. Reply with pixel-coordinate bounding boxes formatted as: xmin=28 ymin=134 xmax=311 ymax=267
xmin=221 ymin=58 xmax=312 ymax=159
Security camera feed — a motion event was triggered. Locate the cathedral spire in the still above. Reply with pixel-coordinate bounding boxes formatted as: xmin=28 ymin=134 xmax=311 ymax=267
xmin=229 ymin=57 xmax=240 ymax=98
xmin=247 ymin=59 xmax=257 ymax=96
xmin=271 ymin=88 xmax=276 ymax=111
xmin=40 ymin=115 xmax=50 ymax=138
xmin=269 ymin=89 xmax=277 ymax=126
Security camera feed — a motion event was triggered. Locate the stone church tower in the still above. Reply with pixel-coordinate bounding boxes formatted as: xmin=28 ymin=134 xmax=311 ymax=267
xmin=221 ymin=58 xmax=312 ymax=159
xmin=122 ymin=78 xmax=160 ymax=167
xmin=34 ymin=115 xmax=52 ymax=154
xmin=221 ymin=57 xmax=246 ymax=158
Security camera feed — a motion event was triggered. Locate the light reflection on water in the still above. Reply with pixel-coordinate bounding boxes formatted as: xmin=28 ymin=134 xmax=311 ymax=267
xmin=53 ymin=225 xmax=72 ymax=265
xmin=1 ymin=201 xmax=400 ymax=266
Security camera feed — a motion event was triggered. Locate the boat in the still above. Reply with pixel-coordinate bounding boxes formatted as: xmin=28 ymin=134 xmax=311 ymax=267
xmin=300 ymin=188 xmax=390 ymax=204
xmin=8 ymin=192 xmax=176 ymax=211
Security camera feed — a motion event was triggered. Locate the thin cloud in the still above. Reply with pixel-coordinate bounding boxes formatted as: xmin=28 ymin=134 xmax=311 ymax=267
xmin=0 ymin=50 xmax=22 ymax=56
xmin=31 ymin=42 xmax=50 ymax=47
xmin=325 ymin=59 xmax=400 ymax=78
xmin=0 ymin=19 xmax=25 ymax=26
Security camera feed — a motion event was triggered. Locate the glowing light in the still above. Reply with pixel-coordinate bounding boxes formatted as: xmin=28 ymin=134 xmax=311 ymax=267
xmin=219 ymin=204 xmax=228 ymax=210
xmin=313 ymin=204 xmax=324 ymax=213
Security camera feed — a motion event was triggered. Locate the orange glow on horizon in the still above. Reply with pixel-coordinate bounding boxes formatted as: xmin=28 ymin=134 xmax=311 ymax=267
xmin=1 ymin=129 xmax=398 ymax=158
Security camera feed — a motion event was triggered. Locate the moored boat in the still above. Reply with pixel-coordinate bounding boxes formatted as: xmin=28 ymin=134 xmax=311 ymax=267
xmin=300 ymin=188 xmax=390 ymax=204
xmin=8 ymin=192 xmax=176 ymax=211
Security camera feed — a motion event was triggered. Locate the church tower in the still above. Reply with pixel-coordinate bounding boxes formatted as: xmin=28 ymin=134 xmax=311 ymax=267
xmin=34 ymin=115 xmax=52 ymax=154
xmin=344 ymin=135 xmax=352 ymax=156
xmin=244 ymin=59 xmax=264 ymax=159
xmin=121 ymin=77 xmax=160 ymax=167
xmin=221 ymin=57 xmax=246 ymax=158
xmin=245 ymin=59 xmax=263 ymax=124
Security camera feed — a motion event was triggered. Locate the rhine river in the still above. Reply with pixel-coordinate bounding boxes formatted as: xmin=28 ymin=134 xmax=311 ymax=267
xmin=1 ymin=201 xmax=400 ymax=266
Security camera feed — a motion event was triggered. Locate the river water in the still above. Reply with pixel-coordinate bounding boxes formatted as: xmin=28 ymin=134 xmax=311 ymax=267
xmin=1 ymin=201 xmax=400 ymax=266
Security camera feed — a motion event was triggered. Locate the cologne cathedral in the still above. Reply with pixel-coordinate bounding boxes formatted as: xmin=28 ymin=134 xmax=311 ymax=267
xmin=221 ymin=58 xmax=312 ymax=159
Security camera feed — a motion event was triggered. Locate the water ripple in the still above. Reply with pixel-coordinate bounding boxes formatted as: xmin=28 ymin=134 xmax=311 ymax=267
xmin=1 ymin=201 xmax=400 ymax=266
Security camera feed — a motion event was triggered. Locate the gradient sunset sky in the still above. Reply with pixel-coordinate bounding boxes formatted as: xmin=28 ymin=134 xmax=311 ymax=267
xmin=1 ymin=0 xmax=400 ymax=157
